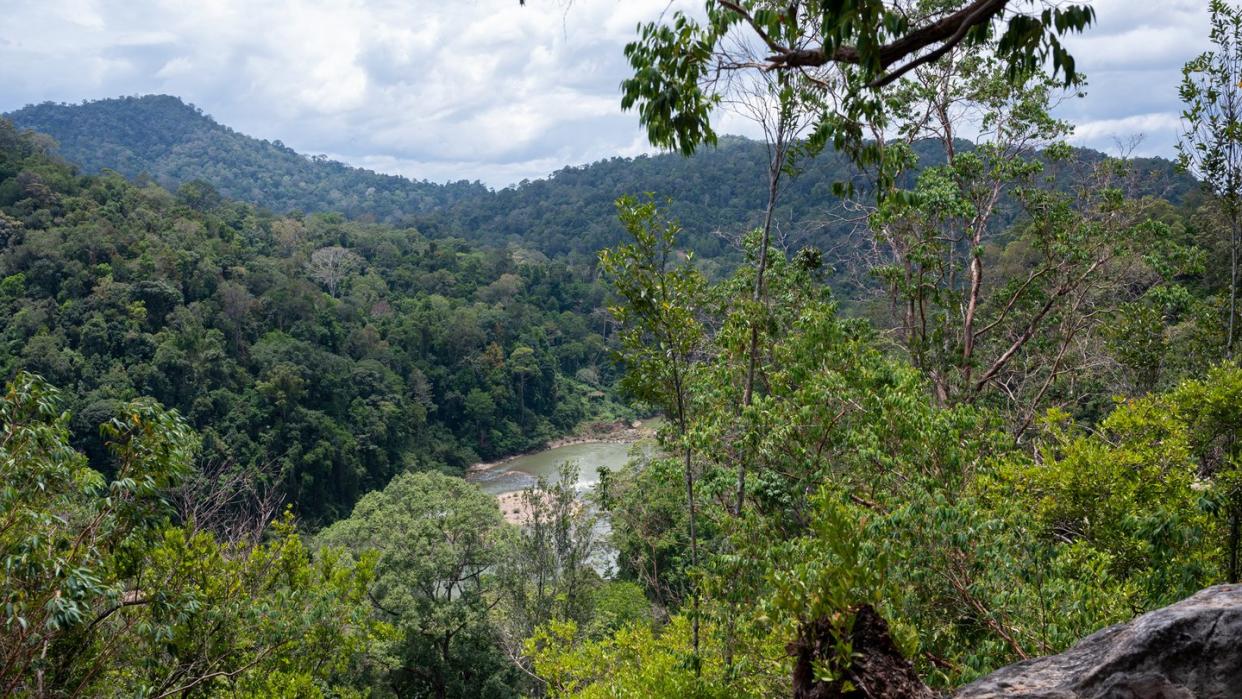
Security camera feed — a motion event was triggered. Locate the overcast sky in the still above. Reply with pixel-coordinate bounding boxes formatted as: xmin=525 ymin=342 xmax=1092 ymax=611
xmin=0 ymin=0 xmax=1214 ymax=187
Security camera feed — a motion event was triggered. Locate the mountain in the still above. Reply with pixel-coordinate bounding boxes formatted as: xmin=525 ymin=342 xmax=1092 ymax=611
xmin=426 ymin=139 xmax=1201 ymax=263
xmin=7 ymin=95 xmax=1200 ymax=267
xmin=415 ymin=135 xmax=869 ymax=264
xmin=5 ymin=95 xmax=488 ymax=222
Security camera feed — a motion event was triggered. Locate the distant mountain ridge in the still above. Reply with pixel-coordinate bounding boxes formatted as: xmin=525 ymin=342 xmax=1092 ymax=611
xmin=5 ymin=95 xmax=488 ymax=221
xmin=6 ymin=95 xmax=1199 ymax=265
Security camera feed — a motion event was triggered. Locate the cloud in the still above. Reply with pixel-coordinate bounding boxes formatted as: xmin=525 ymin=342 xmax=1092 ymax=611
xmin=1056 ymin=0 xmax=1211 ymax=156
xmin=0 ymin=0 xmax=700 ymax=186
xmin=1069 ymin=113 xmax=1184 ymax=157
xmin=0 ymin=0 xmax=1219 ymax=185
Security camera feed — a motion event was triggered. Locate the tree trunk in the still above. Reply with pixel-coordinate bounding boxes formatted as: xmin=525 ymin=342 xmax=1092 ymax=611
xmin=961 ymin=248 xmax=983 ymax=390
xmin=1229 ymin=505 xmax=1239 ymax=583
xmin=436 ymin=631 xmax=450 ymax=699
xmin=671 ymin=364 xmax=700 ymax=672
xmin=684 ymin=442 xmax=700 ymax=667
xmin=739 ymin=131 xmax=786 ymax=516
xmin=1229 ymin=217 xmax=1238 ymax=359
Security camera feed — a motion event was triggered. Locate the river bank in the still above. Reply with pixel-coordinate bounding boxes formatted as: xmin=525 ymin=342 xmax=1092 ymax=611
xmin=468 ymin=419 xmax=659 ymax=524
xmin=467 ymin=418 xmax=659 ymax=474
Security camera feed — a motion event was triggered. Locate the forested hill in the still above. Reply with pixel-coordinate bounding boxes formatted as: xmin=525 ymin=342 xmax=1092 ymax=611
xmin=5 ymin=95 xmax=488 ymax=221
xmin=0 ymin=118 xmax=627 ymax=523
xmin=8 ymin=95 xmax=1199 ymax=266
xmin=413 ymin=139 xmax=1197 ymax=264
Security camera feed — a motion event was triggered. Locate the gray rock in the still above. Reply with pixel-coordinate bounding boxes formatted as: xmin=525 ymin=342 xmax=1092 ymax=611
xmin=954 ymin=584 xmax=1242 ymax=698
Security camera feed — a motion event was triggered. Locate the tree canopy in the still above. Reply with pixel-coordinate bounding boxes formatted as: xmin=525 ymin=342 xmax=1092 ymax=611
xmin=621 ymin=0 xmax=1095 ymax=161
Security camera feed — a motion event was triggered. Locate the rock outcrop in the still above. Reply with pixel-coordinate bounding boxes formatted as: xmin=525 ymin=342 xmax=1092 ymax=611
xmin=955 ymin=584 xmax=1242 ymax=698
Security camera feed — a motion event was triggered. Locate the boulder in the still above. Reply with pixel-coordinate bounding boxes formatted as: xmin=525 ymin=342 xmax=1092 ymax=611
xmin=955 ymin=584 xmax=1242 ymax=698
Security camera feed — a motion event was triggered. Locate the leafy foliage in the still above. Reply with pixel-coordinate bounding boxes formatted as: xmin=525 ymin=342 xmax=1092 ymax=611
xmin=1179 ymin=0 xmax=1242 ymax=357
xmin=0 ymin=372 xmax=380 ymax=697
xmin=6 ymin=98 xmax=1194 ymax=271
xmin=537 ymin=204 xmax=1235 ymax=695
xmin=0 ymin=118 xmax=627 ymax=522
xmin=318 ymin=471 xmax=521 ymax=698
xmin=620 ymin=0 xmax=1095 ymax=169
xmin=6 ymin=7 xmax=1242 ymax=696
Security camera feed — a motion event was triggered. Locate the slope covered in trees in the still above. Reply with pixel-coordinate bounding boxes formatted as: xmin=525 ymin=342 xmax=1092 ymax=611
xmin=0 ymin=118 xmax=626 ymax=523
xmin=7 ymin=96 xmax=1197 ymax=268
xmin=5 ymin=95 xmax=487 ymax=223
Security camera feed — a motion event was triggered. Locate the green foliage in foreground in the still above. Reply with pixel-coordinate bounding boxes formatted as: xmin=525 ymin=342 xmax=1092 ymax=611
xmin=318 ymin=472 xmax=520 ymax=699
xmin=0 ymin=372 xmax=382 ymax=697
xmin=3 ymin=194 xmax=1240 ymax=698
xmin=532 ymin=208 xmax=1239 ymax=696
xmin=0 ymin=368 xmax=634 ymax=699
xmin=8 ymin=348 xmax=1233 ymax=697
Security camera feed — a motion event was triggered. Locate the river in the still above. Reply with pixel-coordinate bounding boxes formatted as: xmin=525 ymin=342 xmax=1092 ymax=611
xmin=468 ymin=439 xmax=654 ymax=574
xmin=467 ymin=440 xmax=642 ymax=498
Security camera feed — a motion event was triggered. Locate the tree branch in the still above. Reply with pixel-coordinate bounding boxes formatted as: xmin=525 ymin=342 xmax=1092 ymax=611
xmin=151 ymin=642 xmax=287 ymax=699
xmin=745 ymin=0 xmax=1011 ymax=85
xmin=84 ymin=591 xmax=147 ymax=635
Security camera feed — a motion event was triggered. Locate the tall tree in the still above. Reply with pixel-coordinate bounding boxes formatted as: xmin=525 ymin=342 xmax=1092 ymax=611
xmin=318 ymin=471 xmax=519 ymax=699
xmin=599 ymin=197 xmax=708 ymax=669
xmin=496 ymin=463 xmax=600 ymax=677
xmin=307 ymin=245 xmax=362 ymax=298
xmin=621 ymin=0 xmax=1094 ymax=167
xmin=0 ymin=373 xmax=377 ymax=697
xmin=1179 ymin=0 xmax=1242 ymax=358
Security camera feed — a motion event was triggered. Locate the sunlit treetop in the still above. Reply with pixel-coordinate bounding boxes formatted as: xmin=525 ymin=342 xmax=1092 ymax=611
xmin=619 ymin=0 xmax=1095 ymax=163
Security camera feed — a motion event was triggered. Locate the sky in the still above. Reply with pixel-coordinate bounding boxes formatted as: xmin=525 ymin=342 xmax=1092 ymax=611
xmin=0 ymin=0 xmax=1215 ymax=188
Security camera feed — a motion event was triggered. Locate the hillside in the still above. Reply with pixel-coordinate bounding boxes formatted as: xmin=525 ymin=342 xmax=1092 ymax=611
xmin=7 ymin=96 xmax=1199 ymax=268
xmin=5 ymin=95 xmax=488 ymax=222
xmin=0 ymin=118 xmax=627 ymax=523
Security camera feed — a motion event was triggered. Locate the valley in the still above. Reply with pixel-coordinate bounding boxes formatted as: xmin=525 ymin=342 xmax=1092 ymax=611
xmin=3 ymin=2 xmax=1242 ymax=697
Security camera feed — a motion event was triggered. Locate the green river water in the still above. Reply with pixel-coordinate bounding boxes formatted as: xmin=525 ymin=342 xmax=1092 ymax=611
xmin=467 ymin=441 xmax=645 ymax=496
xmin=467 ymin=440 xmax=654 ymax=574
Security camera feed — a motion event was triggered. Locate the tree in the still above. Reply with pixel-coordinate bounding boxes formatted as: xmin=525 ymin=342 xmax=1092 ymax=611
xmin=621 ymin=0 xmax=1094 ymax=165
xmin=0 ymin=374 xmax=194 ymax=695
xmin=714 ymin=59 xmax=810 ymax=516
xmin=546 ymin=226 xmax=1235 ymax=691
xmin=0 ymin=119 xmax=629 ymax=523
xmin=1162 ymin=365 xmax=1242 ymax=583
xmin=599 ymin=197 xmax=708 ymax=667
xmin=0 ymin=372 xmax=378 ymax=696
xmin=509 ymin=345 xmax=540 ymax=414
xmin=865 ymin=60 xmax=1153 ymax=421
xmin=1179 ymin=0 xmax=1242 ymax=358
xmin=317 ymin=471 xmax=520 ymax=699
xmin=496 ymin=463 xmax=601 ymax=676
xmin=308 ymin=245 xmax=362 ymax=298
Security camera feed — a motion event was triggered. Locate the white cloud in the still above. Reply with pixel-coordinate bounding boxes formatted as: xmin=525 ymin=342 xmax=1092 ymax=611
xmin=0 ymin=0 xmax=1219 ymax=186
xmin=0 ymin=0 xmax=702 ymax=185
xmin=1055 ymin=0 xmax=1210 ymax=157
xmin=1069 ymin=113 xmax=1184 ymax=157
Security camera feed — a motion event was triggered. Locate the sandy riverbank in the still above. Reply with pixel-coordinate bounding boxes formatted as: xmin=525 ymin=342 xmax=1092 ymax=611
xmin=496 ymin=491 xmax=533 ymax=525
